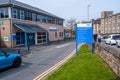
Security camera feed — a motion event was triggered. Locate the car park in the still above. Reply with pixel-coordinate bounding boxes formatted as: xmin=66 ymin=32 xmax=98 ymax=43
xmin=0 ymin=50 xmax=22 ymax=70
xmin=116 ymin=38 xmax=120 ymax=47
xmin=105 ymin=34 xmax=120 ymax=45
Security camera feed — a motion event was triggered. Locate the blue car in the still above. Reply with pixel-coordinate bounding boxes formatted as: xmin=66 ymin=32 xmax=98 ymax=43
xmin=0 ymin=50 xmax=22 ymax=70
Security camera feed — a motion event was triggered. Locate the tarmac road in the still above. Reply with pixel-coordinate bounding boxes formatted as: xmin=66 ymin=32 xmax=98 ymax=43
xmin=0 ymin=41 xmax=76 ymax=80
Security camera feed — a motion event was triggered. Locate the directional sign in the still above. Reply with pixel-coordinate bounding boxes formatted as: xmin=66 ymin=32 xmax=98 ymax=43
xmin=76 ymin=23 xmax=93 ymax=43
xmin=76 ymin=23 xmax=93 ymax=55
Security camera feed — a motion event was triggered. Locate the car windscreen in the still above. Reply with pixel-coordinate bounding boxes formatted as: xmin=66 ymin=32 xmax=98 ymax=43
xmin=112 ymin=35 xmax=120 ymax=40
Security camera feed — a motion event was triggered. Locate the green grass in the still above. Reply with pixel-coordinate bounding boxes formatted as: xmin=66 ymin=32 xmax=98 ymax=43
xmin=46 ymin=45 xmax=117 ymax=80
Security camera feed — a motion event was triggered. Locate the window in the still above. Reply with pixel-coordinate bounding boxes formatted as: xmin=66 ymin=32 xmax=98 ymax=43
xmin=12 ymin=8 xmax=18 ymax=18
xmin=45 ymin=17 xmax=48 ymax=23
xmin=28 ymin=12 xmax=32 ymax=20
xmin=16 ymin=32 xmax=25 ymax=45
xmin=55 ymin=32 xmax=57 ymax=37
xmin=0 ymin=8 xmax=9 ymax=18
xmin=43 ymin=16 xmax=46 ymax=23
xmin=20 ymin=10 xmax=25 ymax=20
xmin=37 ymin=14 xmax=40 ymax=21
xmin=37 ymin=32 xmax=47 ymax=43
xmin=59 ymin=32 xmax=63 ymax=37
xmin=40 ymin=15 xmax=44 ymax=22
xmin=32 ymin=13 xmax=36 ymax=21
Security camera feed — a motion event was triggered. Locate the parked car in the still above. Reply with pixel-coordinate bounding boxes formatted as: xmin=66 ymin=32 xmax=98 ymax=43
xmin=0 ymin=50 xmax=22 ymax=70
xmin=116 ymin=38 xmax=120 ymax=47
xmin=105 ymin=34 xmax=120 ymax=45
xmin=101 ymin=35 xmax=109 ymax=42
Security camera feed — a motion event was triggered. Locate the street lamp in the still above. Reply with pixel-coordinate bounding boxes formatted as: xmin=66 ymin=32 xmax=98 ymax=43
xmin=87 ymin=5 xmax=91 ymax=22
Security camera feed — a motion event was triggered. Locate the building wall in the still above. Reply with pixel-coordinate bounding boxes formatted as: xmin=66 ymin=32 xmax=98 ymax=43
xmin=12 ymin=18 xmax=64 ymax=41
xmin=0 ymin=19 xmax=11 ymax=47
xmin=94 ymin=11 xmax=120 ymax=35
xmin=0 ymin=18 xmax=64 ymax=47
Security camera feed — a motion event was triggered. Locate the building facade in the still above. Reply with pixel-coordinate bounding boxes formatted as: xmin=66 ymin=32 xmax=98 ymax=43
xmin=0 ymin=0 xmax=64 ymax=48
xmin=93 ymin=11 xmax=120 ymax=35
xmin=93 ymin=19 xmax=101 ymax=34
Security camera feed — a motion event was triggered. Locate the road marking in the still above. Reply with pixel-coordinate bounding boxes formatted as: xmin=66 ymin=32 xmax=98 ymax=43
xmin=55 ymin=43 xmax=71 ymax=48
xmin=21 ymin=63 xmax=25 ymax=66
xmin=33 ymin=44 xmax=82 ymax=80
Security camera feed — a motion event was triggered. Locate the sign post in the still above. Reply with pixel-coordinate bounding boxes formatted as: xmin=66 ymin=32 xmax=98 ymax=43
xmin=76 ymin=23 xmax=93 ymax=55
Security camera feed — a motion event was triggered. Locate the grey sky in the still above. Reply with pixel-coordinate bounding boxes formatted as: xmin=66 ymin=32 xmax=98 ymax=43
xmin=17 ymin=0 xmax=120 ymax=21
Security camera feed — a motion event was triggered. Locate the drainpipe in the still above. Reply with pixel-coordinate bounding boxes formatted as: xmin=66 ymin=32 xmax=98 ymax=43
xmin=9 ymin=0 xmax=13 ymax=48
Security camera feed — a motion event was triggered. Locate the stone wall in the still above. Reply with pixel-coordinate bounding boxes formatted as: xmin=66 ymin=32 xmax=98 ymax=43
xmin=95 ymin=44 xmax=120 ymax=77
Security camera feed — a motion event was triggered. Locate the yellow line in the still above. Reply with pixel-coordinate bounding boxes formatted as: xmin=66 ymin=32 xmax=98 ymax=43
xmin=33 ymin=44 xmax=82 ymax=80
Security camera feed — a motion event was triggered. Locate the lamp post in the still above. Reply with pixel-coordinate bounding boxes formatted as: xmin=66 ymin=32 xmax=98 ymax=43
xmin=87 ymin=5 xmax=91 ymax=22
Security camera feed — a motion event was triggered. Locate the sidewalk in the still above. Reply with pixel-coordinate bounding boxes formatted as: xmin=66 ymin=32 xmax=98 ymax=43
xmin=1 ymin=40 xmax=75 ymax=56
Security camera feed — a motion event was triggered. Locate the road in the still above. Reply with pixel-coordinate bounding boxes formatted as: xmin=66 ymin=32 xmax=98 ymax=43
xmin=0 ymin=41 xmax=76 ymax=80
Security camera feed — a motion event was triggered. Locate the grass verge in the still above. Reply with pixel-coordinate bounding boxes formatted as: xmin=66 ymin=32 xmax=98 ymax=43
xmin=46 ymin=44 xmax=117 ymax=80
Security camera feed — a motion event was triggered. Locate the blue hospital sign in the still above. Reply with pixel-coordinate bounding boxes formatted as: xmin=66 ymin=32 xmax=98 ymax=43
xmin=76 ymin=23 xmax=93 ymax=43
xmin=76 ymin=23 xmax=93 ymax=54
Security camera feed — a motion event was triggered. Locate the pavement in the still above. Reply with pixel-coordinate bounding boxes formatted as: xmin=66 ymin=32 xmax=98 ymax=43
xmin=1 ymin=40 xmax=74 ymax=57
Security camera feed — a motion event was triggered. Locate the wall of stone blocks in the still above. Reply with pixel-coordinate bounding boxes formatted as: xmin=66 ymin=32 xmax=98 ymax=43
xmin=95 ymin=44 xmax=120 ymax=77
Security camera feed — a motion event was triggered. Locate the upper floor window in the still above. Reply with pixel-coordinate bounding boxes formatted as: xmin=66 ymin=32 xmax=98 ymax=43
xmin=36 ymin=14 xmax=44 ymax=23
xmin=12 ymin=8 xmax=18 ymax=18
xmin=32 ymin=13 xmax=36 ymax=21
xmin=20 ymin=10 xmax=25 ymax=20
xmin=0 ymin=8 xmax=9 ymax=18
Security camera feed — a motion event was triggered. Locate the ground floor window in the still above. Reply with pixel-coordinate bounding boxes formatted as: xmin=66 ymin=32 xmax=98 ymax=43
xmin=16 ymin=32 xmax=25 ymax=45
xmin=27 ymin=33 xmax=35 ymax=45
xmin=37 ymin=32 xmax=47 ymax=43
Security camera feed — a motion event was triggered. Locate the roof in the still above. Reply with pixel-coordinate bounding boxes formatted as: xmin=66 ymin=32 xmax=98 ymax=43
xmin=13 ymin=22 xmax=47 ymax=33
xmin=0 ymin=0 xmax=64 ymax=20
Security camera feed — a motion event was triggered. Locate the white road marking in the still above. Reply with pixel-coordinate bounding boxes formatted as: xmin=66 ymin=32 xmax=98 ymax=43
xmin=55 ymin=43 xmax=71 ymax=48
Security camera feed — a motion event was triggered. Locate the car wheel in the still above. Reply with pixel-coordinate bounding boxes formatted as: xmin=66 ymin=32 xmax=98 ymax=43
xmin=12 ymin=57 xmax=21 ymax=68
xmin=110 ymin=41 xmax=112 ymax=45
xmin=116 ymin=43 xmax=119 ymax=48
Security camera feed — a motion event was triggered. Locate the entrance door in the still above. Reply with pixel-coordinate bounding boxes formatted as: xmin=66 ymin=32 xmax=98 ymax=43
xmin=27 ymin=33 xmax=35 ymax=46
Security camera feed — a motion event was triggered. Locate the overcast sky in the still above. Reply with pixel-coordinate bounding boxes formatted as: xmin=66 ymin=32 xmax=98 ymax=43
xmin=17 ymin=0 xmax=120 ymax=22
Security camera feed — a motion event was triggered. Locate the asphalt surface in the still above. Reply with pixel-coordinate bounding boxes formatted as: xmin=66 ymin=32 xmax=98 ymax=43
xmin=0 ymin=41 xmax=76 ymax=80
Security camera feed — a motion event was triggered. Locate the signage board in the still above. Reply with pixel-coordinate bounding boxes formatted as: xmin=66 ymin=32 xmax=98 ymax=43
xmin=76 ymin=23 xmax=93 ymax=43
xmin=76 ymin=23 xmax=93 ymax=54
xmin=49 ymin=27 xmax=58 ymax=31
xmin=12 ymin=34 xmax=16 ymax=40
xmin=0 ymin=20 xmax=3 ymax=25
xmin=4 ymin=36 xmax=9 ymax=42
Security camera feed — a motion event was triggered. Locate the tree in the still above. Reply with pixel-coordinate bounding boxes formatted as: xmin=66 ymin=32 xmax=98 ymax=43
xmin=65 ymin=18 xmax=76 ymax=37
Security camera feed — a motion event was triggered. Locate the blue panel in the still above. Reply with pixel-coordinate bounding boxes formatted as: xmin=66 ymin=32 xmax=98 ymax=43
xmin=76 ymin=23 xmax=93 ymax=44
xmin=76 ymin=23 xmax=93 ymax=54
